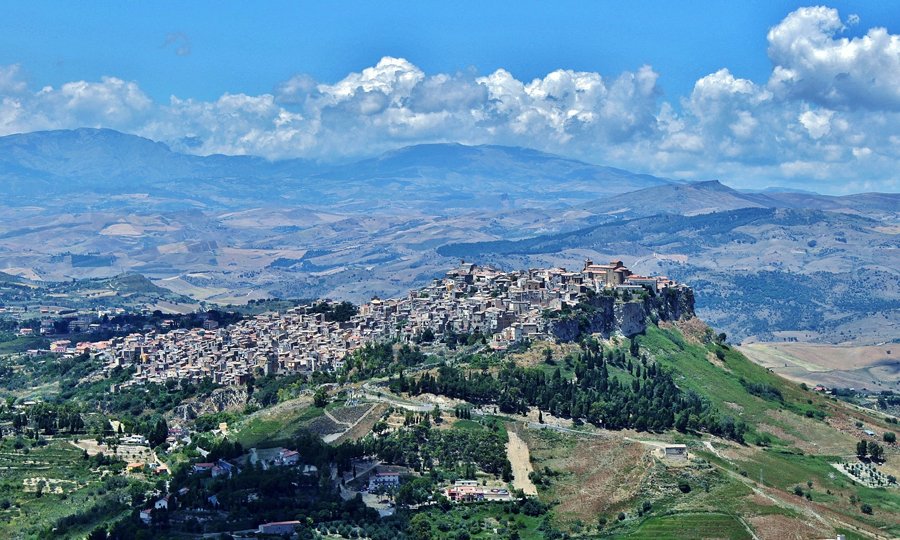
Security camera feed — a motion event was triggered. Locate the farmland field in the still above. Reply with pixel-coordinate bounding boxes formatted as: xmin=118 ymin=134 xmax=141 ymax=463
xmin=0 ymin=437 xmax=132 ymax=539
xmin=738 ymin=341 xmax=900 ymax=390
xmin=624 ymin=512 xmax=751 ymax=539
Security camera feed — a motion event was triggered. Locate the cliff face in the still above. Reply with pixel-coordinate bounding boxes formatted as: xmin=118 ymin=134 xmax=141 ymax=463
xmin=171 ymin=386 xmax=248 ymax=421
xmin=544 ymin=286 xmax=695 ymax=342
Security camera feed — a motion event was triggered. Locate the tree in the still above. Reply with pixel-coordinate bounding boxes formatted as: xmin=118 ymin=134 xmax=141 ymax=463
xmin=87 ymin=527 xmax=108 ymax=540
xmin=501 ymin=461 xmax=513 ymax=482
xmin=313 ymin=387 xmax=328 ymax=408
xmin=148 ymin=417 xmax=168 ymax=447
xmin=419 ymin=328 xmax=435 ymax=343
xmin=629 ymin=339 xmax=639 ymax=357
xmin=860 ymin=503 xmax=873 ymax=515
xmin=856 ymin=439 xmax=868 ymax=460
xmin=884 ymin=432 xmax=896 ymax=444
xmin=432 ymin=404 xmax=442 ymax=423
xmin=868 ymin=442 xmax=885 ymax=462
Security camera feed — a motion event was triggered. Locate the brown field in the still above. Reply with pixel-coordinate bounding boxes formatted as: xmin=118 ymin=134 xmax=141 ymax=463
xmin=522 ymin=427 xmax=648 ymax=522
xmin=738 ymin=342 xmax=900 ymax=390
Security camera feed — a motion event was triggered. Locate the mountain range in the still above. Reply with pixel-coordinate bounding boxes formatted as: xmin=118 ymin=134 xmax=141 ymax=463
xmin=0 ymin=128 xmax=897 ymax=344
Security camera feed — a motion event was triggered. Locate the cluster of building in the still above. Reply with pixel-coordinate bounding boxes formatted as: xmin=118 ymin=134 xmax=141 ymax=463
xmin=444 ymin=480 xmax=512 ymax=502
xmin=86 ymin=261 xmax=678 ymax=388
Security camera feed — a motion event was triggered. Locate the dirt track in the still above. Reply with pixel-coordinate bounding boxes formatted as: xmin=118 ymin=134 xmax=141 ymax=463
xmin=507 ymin=429 xmax=537 ymax=496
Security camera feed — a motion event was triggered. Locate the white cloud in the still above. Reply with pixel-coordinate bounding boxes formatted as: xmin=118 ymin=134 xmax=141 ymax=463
xmin=767 ymin=6 xmax=900 ymax=110
xmin=0 ymin=64 xmax=28 ymax=95
xmin=798 ymin=108 xmax=834 ymax=139
xmin=0 ymin=6 xmax=898 ymax=192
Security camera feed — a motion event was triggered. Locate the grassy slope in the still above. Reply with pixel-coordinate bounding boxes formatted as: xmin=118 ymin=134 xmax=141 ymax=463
xmin=0 ymin=438 xmax=130 ymax=539
xmin=625 ymin=512 xmax=751 ymax=540
xmin=636 ymin=324 xmax=900 ymax=537
xmin=234 ymin=398 xmax=324 ymax=448
xmin=522 ymin=324 xmax=899 ymax=538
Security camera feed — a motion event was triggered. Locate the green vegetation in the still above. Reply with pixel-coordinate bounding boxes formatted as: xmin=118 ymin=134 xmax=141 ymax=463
xmin=408 ymin=502 xmax=552 ymax=539
xmin=622 ymin=512 xmax=751 ymax=539
xmin=370 ymin=417 xmax=511 ymax=479
xmin=0 ymin=437 xmax=138 ymax=539
xmin=398 ymin=339 xmax=747 ymax=441
xmin=639 ymin=325 xmax=828 ymax=426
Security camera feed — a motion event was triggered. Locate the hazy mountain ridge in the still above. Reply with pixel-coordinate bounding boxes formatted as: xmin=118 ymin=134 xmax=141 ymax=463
xmin=0 ymin=129 xmax=671 ymax=209
xmin=577 ymin=180 xmax=900 ymax=223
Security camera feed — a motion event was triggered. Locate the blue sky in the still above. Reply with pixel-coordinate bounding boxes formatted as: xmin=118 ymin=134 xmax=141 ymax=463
xmin=0 ymin=2 xmax=898 ymax=192
xmin=6 ymin=1 xmax=895 ymax=102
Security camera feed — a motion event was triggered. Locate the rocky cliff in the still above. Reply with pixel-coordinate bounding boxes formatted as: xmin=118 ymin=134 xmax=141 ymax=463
xmin=543 ymin=286 xmax=695 ymax=342
xmin=171 ymin=386 xmax=249 ymax=421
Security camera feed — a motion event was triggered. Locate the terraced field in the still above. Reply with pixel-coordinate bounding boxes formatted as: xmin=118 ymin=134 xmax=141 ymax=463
xmin=624 ymin=512 xmax=751 ymax=539
xmin=0 ymin=437 xmax=130 ymax=539
xmin=328 ymin=404 xmax=375 ymax=425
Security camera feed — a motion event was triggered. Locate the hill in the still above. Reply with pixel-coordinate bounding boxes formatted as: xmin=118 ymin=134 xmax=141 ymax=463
xmin=438 ymin=207 xmax=900 ymax=343
xmin=0 ymin=272 xmax=195 ymax=316
xmin=0 ymin=129 xmax=670 ymax=209
xmin=0 ymin=128 xmax=896 ymax=345
xmin=1 ymin=266 xmax=897 ymax=539
xmin=577 ymin=180 xmax=900 ymax=223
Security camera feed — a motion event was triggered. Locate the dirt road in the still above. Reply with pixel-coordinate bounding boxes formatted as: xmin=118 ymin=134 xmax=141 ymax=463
xmin=507 ymin=430 xmax=537 ymax=496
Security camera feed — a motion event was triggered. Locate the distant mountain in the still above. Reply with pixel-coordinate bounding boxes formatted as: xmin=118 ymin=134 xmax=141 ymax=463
xmin=318 ymin=142 xmax=671 ymax=194
xmin=579 ymin=180 xmax=900 ymax=223
xmin=0 ymin=129 xmax=672 ymax=210
xmin=0 ymin=128 xmax=317 ymax=203
xmin=579 ymin=180 xmax=770 ymax=220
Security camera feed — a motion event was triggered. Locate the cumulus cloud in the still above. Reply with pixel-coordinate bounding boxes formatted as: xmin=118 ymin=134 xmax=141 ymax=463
xmin=767 ymin=6 xmax=900 ymax=110
xmin=0 ymin=6 xmax=898 ymax=192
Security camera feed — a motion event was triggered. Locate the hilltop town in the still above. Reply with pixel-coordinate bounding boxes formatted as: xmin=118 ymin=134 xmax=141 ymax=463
xmin=89 ymin=260 xmax=684 ymax=388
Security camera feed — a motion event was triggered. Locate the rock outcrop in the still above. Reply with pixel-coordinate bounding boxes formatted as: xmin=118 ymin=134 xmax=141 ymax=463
xmin=171 ymin=386 xmax=248 ymax=421
xmin=543 ymin=286 xmax=695 ymax=342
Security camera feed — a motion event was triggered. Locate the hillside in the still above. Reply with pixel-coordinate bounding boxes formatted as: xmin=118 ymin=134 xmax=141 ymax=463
xmin=0 ymin=129 xmax=671 ymax=209
xmin=1 ymin=267 xmax=898 ymax=539
xmin=577 ymin=181 xmax=900 ymax=223
xmin=0 ymin=272 xmax=195 ymax=315
xmin=438 ymin=208 xmax=900 ymax=343
xmin=0 ymin=129 xmax=896 ymax=345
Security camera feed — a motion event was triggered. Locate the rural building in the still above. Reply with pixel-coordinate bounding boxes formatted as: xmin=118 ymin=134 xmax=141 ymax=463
xmin=258 ymin=520 xmax=301 ymax=535
xmin=662 ymin=444 xmax=688 ymax=459
xmin=368 ymin=472 xmax=401 ymax=491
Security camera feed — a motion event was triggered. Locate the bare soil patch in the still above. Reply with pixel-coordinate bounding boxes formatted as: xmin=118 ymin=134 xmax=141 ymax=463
xmin=507 ymin=427 xmax=537 ymax=496
xmin=738 ymin=342 xmax=900 ymax=390
xmin=525 ymin=428 xmax=648 ymax=522
xmin=749 ymin=513 xmax=822 ymax=540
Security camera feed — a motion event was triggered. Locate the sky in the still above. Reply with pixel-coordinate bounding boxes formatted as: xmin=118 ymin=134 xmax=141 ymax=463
xmin=1 ymin=1 xmax=898 ymax=193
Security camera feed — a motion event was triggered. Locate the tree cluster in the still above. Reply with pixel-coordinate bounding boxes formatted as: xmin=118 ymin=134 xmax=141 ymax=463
xmin=398 ymin=346 xmax=746 ymax=441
